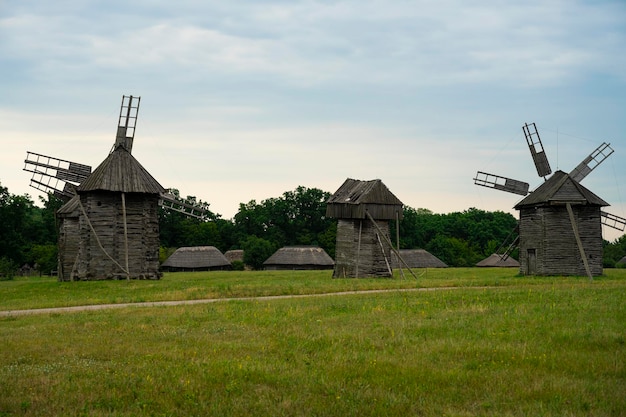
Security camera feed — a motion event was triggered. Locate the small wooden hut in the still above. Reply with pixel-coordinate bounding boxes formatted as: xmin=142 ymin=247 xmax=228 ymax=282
xmin=476 ymin=253 xmax=520 ymax=268
xmin=326 ymin=178 xmax=403 ymax=278
xmin=161 ymin=246 xmax=231 ymax=272
xmin=263 ymin=246 xmax=334 ymax=270
xmin=60 ymin=146 xmax=165 ymax=280
xmin=514 ymin=170 xmax=607 ymax=276
xmin=391 ymin=249 xmax=447 ymax=268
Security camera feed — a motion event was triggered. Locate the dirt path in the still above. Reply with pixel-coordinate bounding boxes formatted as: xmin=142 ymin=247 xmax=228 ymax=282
xmin=0 ymin=286 xmax=485 ymax=317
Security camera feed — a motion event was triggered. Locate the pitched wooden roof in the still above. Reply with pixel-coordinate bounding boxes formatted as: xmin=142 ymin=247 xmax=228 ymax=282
xmin=476 ymin=253 xmax=520 ymax=267
xmin=78 ymin=147 xmax=164 ymax=194
xmin=161 ymin=246 xmax=231 ymax=269
xmin=391 ymin=249 xmax=448 ymax=268
xmin=514 ymin=170 xmax=608 ymax=209
xmin=56 ymin=194 xmax=81 ymax=218
xmin=263 ymin=246 xmax=334 ymax=267
xmin=326 ymin=178 xmax=403 ymax=220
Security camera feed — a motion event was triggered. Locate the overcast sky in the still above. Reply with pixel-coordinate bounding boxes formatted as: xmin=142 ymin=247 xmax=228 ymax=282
xmin=1 ymin=0 xmax=625 ymax=241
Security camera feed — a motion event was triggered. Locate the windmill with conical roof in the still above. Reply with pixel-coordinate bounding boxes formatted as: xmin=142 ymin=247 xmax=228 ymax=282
xmin=23 ymin=95 xmax=209 ymax=280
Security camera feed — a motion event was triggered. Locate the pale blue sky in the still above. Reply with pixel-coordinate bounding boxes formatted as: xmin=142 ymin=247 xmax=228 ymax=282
xmin=1 ymin=0 xmax=625 ymax=240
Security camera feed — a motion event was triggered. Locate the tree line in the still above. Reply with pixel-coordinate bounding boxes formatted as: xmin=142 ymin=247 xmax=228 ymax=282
xmin=2 ymin=181 xmax=625 ymax=276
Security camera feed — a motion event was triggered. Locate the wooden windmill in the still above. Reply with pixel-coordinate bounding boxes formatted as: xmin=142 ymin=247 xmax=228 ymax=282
xmin=23 ymin=95 xmax=209 ymax=280
xmin=474 ymin=122 xmax=626 ymax=278
xmin=326 ymin=178 xmax=411 ymax=278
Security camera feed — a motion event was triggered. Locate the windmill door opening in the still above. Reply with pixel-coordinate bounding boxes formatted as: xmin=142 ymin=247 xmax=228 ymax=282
xmin=527 ymin=249 xmax=536 ymax=275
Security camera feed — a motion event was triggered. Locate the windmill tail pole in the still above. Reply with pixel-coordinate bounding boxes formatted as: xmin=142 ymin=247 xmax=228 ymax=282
xmin=365 ymin=211 xmax=419 ymax=280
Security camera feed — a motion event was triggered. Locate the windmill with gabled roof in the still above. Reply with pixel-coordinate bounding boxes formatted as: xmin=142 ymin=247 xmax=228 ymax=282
xmin=326 ymin=178 xmax=412 ymax=278
xmin=474 ymin=122 xmax=626 ymax=278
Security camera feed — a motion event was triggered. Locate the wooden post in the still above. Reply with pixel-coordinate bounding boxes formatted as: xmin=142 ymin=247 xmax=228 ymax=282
xmin=376 ymin=232 xmax=393 ymax=276
xmin=366 ymin=211 xmax=418 ymax=279
xmin=121 ymin=193 xmax=130 ymax=280
xmin=566 ymin=203 xmax=593 ymax=281
xmin=355 ymin=220 xmax=362 ymax=278
xmin=396 ymin=210 xmax=405 ymax=279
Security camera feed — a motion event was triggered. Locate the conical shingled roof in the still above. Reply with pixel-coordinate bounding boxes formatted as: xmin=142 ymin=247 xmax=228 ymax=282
xmin=514 ymin=170 xmax=608 ymax=209
xmin=78 ymin=147 xmax=164 ymax=194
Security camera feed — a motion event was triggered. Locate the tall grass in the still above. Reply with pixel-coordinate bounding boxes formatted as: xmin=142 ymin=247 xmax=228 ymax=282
xmin=0 ymin=269 xmax=625 ymax=416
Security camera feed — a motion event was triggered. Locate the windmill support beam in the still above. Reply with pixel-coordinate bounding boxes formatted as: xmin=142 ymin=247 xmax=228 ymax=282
xmin=566 ymin=203 xmax=593 ymax=281
xmin=365 ymin=210 xmax=418 ymax=280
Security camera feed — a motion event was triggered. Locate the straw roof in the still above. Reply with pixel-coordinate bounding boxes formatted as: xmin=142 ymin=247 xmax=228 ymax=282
xmin=515 ymin=170 xmax=608 ymax=209
xmin=161 ymin=246 xmax=231 ymax=271
xmin=224 ymin=249 xmax=244 ymax=263
xmin=263 ymin=246 xmax=334 ymax=270
xmin=391 ymin=249 xmax=447 ymax=268
xmin=617 ymin=256 xmax=626 ymax=266
xmin=78 ymin=147 xmax=164 ymax=194
xmin=476 ymin=253 xmax=520 ymax=267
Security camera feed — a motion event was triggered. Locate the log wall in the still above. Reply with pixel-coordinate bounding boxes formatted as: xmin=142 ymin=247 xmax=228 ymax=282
xmin=518 ymin=205 xmax=603 ymax=276
xmin=332 ymin=219 xmax=393 ymax=278
xmin=74 ymin=192 xmax=161 ymax=280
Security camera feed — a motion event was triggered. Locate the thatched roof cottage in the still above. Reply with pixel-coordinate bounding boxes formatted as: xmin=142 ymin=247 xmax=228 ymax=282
xmin=161 ymin=246 xmax=232 ymax=272
xmin=391 ymin=249 xmax=447 ymax=268
xmin=263 ymin=246 xmax=334 ymax=270
xmin=476 ymin=253 xmax=520 ymax=267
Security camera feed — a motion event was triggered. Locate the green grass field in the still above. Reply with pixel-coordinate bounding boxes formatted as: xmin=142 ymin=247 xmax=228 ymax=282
xmin=1 ymin=269 xmax=625 ymax=416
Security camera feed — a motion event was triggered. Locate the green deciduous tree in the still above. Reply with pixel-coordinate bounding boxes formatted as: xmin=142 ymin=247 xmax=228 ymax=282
xmin=242 ymin=235 xmax=276 ymax=270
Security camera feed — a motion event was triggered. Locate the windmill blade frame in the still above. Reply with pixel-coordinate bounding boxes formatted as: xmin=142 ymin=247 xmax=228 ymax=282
xmin=23 ymin=151 xmax=92 ymax=200
xmin=473 ymin=171 xmax=530 ymax=196
xmin=569 ymin=142 xmax=614 ymax=183
xmin=113 ymin=95 xmax=140 ymax=153
xmin=523 ymin=122 xmax=552 ymax=179
xmin=601 ymin=211 xmax=626 ymax=232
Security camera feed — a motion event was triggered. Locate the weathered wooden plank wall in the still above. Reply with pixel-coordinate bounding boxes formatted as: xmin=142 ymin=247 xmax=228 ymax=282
xmin=332 ymin=219 xmax=393 ymax=278
xmin=74 ymin=192 xmax=161 ymax=280
xmin=518 ymin=205 xmax=603 ymax=276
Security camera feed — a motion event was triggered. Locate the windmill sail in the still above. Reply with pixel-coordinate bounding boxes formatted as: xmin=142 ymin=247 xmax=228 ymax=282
xmin=523 ymin=123 xmax=552 ymax=178
xmin=601 ymin=211 xmax=626 ymax=232
xmin=114 ymin=95 xmax=140 ymax=153
xmin=473 ymin=171 xmax=529 ymax=196
xmin=569 ymin=142 xmax=614 ymax=183
xmin=23 ymin=152 xmax=92 ymax=200
xmin=159 ymin=191 xmax=210 ymax=220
